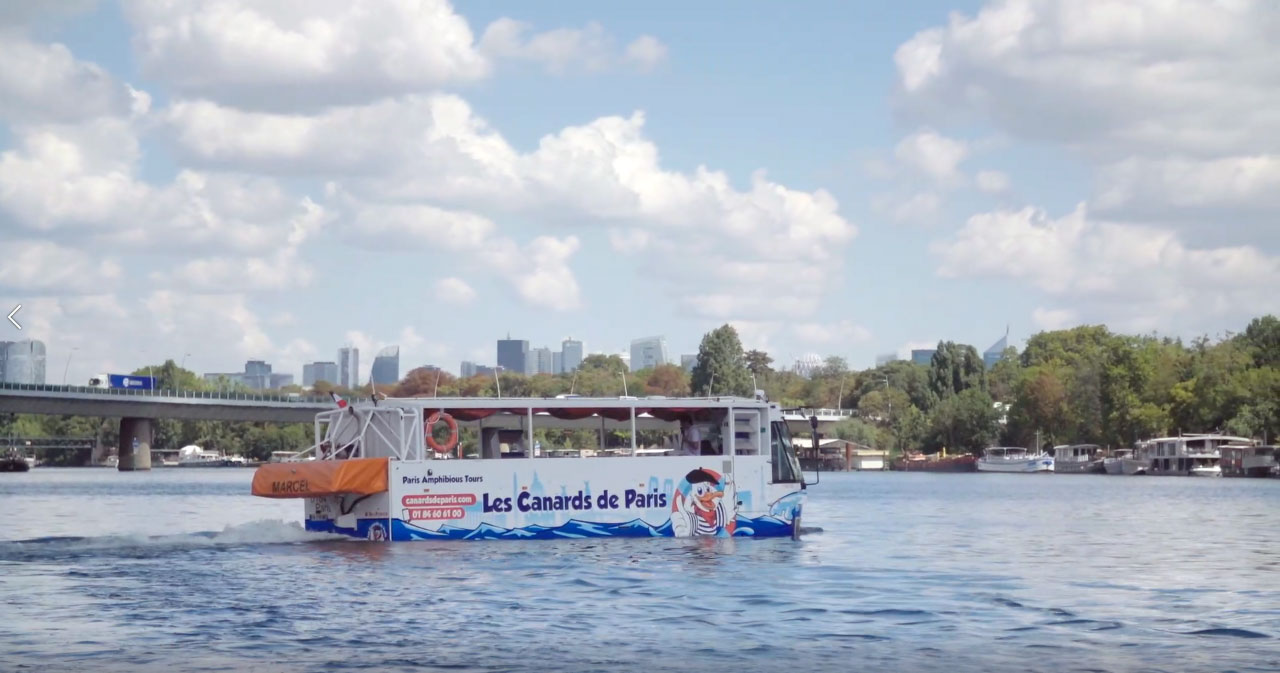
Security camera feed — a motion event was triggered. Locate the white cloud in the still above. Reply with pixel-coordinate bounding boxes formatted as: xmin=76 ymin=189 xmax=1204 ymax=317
xmin=0 ymin=240 xmax=122 ymax=294
xmin=871 ymin=128 xmax=972 ymax=224
xmin=624 ymin=35 xmax=668 ymax=71
xmin=166 ymin=95 xmax=855 ymax=322
xmin=344 ymin=326 xmax=451 ymax=379
xmin=1031 ymin=307 xmax=1078 ymax=331
xmin=127 ymin=1 xmax=665 ymax=109
xmin=0 ymin=118 xmax=331 ymax=254
xmin=125 ymin=0 xmax=489 ymax=109
xmin=345 ymin=200 xmax=581 ymax=312
xmin=975 ymin=170 xmax=1010 ymax=194
xmin=1095 ymin=154 xmax=1280 ymax=217
xmin=931 ymin=203 xmax=1280 ymax=332
xmin=894 ymin=0 xmax=1280 ymax=158
xmin=894 ymin=128 xmax=968 ymax=182
xmin=0 ymin=1 xmax=96 ymax=27
xmin=156 ymin=248 xmax=314 ymax=293
xmin=478 ymin=19 xmax=668 ymax=75
xmin=2 ymin=290 xmax=316 ymax=384
xmin=895 ymin=0 xmax=1280 ymax=234
xmin=726 ymin=320 xmax=781 ymax=354
xmin=792 ymin=320 xmax=873 ymax=345
xmin=874 ymin=191 xmax=941 ymax=223
xmin=608 ymin=228 xmax=650 ymax=253
xmin=0 ymin=33 xmax=135 ymax=123
xmin=480 ymin=19 xmax=607 ymax=74
xmin=433 ymin=277 xmax=476 ymax=305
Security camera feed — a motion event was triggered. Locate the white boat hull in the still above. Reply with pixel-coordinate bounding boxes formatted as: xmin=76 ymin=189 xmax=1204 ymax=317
xmin=1190 ymin=466 xmax=1222 ymax=477
xmin=977 ymin=457 xmax=1054 ymax=473
xmin=1105 ymin=458 xmax=1148 ymax=475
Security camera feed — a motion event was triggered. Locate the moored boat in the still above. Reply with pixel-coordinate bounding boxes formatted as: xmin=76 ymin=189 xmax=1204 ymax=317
xmin=1051 ymin=444 xmax=1104 ymax=474
xmin=178 ymin=445 xmax=248 ymax=467
xmin=1221 ymin=444 xmax=1276 ymax=478
xmin=891 ymin=451 xmax=977 ymax=472
xmin=1 ymin=449 xmax=30 ymax=472
xmin=1103 ymin=448 xmax=1147 ymax=475
xmin=250 ymin=394 xmax=808 ymax=541
xmin=1134 ymin=434 xmax=1245 ymax=477
xmin=977 ymin=447 xmax=1054 ymax=473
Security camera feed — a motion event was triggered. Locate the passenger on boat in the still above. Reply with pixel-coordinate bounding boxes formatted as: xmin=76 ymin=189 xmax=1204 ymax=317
xmin=679 ymin=416 xmax=702 ymax=456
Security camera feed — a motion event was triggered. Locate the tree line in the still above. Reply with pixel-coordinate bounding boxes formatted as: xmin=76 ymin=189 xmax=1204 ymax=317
xmin=3 ymin=316 xmax=1275 ymax=463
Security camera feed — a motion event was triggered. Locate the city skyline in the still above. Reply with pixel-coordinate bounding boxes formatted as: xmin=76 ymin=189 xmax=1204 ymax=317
xmin=2 ymin=2 xmax=1275 ymax=386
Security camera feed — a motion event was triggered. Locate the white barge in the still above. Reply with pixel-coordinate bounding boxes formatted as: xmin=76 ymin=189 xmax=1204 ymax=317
xmin=251 ymin=395 xmax=808 ymax=541
xmin=977 ymin=446 xmax=1054 ymax=473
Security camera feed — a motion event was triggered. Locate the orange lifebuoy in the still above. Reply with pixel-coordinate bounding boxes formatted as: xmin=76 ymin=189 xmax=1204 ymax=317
xmin=425 ymin=411 xmax=459 ymax=455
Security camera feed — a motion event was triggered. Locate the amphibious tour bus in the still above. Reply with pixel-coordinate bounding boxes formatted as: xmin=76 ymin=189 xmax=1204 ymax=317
xmin=252 ymin=394 xmax=809 ymax=541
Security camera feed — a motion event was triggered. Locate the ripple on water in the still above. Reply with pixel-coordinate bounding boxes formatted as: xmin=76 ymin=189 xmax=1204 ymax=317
xmin=2 ymin=470 xmax=1280 ymax=673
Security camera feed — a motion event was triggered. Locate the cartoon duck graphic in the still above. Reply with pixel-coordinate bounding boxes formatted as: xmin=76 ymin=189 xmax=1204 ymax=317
xmin=671 ymin=468 xmax=736 ymax=537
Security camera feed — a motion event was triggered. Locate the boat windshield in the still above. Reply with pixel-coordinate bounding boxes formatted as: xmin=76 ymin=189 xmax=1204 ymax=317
xmin=771 ymin=421 xmax=802 ymax=483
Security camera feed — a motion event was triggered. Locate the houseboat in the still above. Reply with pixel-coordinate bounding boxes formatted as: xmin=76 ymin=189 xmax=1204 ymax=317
xmin=891 ymin=450 xmax=977 ymax=472
xmin=250 ymin=394 xmax=808 ymax=541
xmin=1134 ymin=434 xmax=1250 ymax=477
xmin=1221 ymin=443 xmax=1275 ymax=478
xmin=1051 ymin=444 xmax=1104 ymax=474
xmin=178 ymin=445 xmax=248 ymax=467
xmin=977 ymin=447 xmax=1054 ymax=473
xmin=1103 ymin=448 xmax=1146 ymax=475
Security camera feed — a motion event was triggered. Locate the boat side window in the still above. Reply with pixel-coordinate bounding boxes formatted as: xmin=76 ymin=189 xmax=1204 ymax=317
xmin=770 ymin=421 xmax=802 ymax=484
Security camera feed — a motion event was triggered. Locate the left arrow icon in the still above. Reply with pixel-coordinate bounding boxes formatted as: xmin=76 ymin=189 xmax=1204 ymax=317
xmin=7 ymin=304 xmax=21 ymax=330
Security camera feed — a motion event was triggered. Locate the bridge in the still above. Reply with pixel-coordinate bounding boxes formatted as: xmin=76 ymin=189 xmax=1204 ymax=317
xmin=0 ymin=383 xmax=854 ymax=471
xmin=0 ymin=383 xmax=335 ymax=470
xmin=0 ymin=435 xmax=97 ymax=451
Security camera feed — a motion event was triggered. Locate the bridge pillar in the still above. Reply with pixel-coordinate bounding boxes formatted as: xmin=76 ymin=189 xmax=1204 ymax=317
xmin=118 ymin=417 xmax=153 ymax=471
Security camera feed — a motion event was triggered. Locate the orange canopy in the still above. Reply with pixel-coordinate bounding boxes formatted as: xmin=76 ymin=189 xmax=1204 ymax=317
xmin=251 ymin=457 xmax=389 ymax=499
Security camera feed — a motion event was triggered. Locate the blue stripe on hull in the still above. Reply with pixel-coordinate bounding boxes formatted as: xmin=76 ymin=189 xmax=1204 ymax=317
xmin=307 ymin=515 xmax=797 ymax=541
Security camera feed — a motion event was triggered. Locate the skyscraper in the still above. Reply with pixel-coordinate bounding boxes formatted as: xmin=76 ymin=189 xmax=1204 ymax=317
xmin=302 ymin=361 xmax=339 ymax=387
xmin=269 ymin=373 xmax=294 ymax=389
xmin=560 ymin=338 xmax=583 ymax=373
xmin=460 ymin=361 xmax=478 ymax=378
xmin=338 ymin=346 xmax=359 ymax=388
xmin=875 ymin=353 xmax=900 ymax=367
xmin=984 ymin=328 xmax=1010 ymax=369
xmin=497 ymin=337 xmax=528 ymax=375
xmin=680 ymin=354 xmax=697 ymax=373
xmin=910 ymin=349 xmax=936 ymax=366
xmin=531 ymin=347 xmax=554 ymax=375
xmin=552 ymin=351 xmax=563 ymax=375
xmin=244 ymin=359 xmax=272 ymax=389
xmin=0 ymin=339 xmax=46 ymax=384
xmin=371 ymin=345 xmax=400 ymax=385
xmin=629 ymin=336 xmax=668 ymax=372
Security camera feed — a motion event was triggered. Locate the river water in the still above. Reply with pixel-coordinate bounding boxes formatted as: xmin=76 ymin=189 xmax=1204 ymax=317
xmin=1 ymin=468 xmax=1276 ymax=673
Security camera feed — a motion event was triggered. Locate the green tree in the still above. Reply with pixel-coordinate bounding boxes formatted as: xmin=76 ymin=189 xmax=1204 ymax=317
xmin=643 ymin=364 xmax=691 ymax=396
xmin=691 ymin=325 xmax=752 ymax=396
xmin=1241 ymin=315 xmax=1280 ymax=367
xmin=132 ymin=360 xmax=203 ymax=392
xmin=744 ymin=349 xmax=774 ymax=377
xmin=927 ymin=341 xmax=986 ymax=399
xmin=927 ymin=387 xmax=998 ymax=454
xmin=832 ymin=417 xmax=879 ymax=447
xmin=987 ymin=347 xmax=1022 ymax=403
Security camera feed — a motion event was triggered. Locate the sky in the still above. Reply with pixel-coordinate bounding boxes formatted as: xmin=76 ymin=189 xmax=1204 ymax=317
xmin=1 ymin=0 xmax=1277 ymax=385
